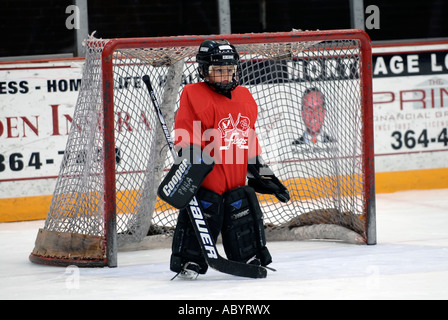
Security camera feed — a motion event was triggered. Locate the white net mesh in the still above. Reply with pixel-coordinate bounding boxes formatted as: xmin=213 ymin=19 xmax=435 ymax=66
xmin=30 ymin=31 xmax=374 ymax=267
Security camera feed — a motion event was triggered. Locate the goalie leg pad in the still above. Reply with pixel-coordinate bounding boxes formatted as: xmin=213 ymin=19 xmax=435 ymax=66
xmin=158 ymin=145 xmax=214 ymax=209
xmin=221 ymin=186 xmax=272 ymax=266
xmin=170 ymin=187 xmax=224 ymax=274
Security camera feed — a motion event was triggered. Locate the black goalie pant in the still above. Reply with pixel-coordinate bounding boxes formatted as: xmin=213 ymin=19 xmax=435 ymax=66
xmin=170 ymin=186 xmax=271 ymax=274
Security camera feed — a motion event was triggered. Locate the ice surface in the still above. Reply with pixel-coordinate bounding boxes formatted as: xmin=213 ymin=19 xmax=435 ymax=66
xmin=1 ymin=189 xmax=448 ymax=300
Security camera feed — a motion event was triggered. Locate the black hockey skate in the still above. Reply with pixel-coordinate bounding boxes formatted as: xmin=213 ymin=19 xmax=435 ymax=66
xmin=171 ymin=262 xmax=202 ymax=280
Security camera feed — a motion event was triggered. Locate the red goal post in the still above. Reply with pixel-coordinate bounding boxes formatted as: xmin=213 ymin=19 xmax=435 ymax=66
xmin=30 ymin=29 xmax=376 ymax=268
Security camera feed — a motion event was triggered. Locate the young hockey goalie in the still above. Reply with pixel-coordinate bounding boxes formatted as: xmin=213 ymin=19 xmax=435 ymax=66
xmin=163 ymin=40 xmax=290 ymax=279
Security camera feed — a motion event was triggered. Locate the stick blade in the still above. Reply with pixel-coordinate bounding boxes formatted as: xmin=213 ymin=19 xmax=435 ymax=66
xmin=209 ymin=257 xmax=268 ymax=279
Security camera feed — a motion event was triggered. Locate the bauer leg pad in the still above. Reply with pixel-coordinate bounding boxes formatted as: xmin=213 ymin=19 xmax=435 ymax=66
xmin=222 ymin=186 xmax=272 ymax=266
xmin=170 ymin=187 xmax=223 ymax=274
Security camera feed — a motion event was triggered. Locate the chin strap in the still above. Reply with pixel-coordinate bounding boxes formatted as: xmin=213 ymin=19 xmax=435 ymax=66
xmin=204 ymin=80 xmax=235 ymax=98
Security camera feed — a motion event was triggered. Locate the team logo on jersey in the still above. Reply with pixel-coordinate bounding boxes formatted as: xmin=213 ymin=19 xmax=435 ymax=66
xmin=218 ymin=113 xmax=250 ymax=150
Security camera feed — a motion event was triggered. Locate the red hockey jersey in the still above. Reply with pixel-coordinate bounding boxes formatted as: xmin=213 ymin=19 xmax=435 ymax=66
xmin=174 ymin=82 xmax=261 ymax=195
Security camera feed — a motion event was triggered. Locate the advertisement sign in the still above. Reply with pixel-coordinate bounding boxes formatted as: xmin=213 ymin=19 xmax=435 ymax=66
xmin=0 ymin=61 xmax=81 ymax=220
xmin=373 ymin=46 xmax=448 ymax=172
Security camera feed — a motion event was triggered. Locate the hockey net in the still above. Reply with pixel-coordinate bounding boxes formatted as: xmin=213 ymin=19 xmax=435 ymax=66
xmin=30 ymin=30 xmax=375 ymax=267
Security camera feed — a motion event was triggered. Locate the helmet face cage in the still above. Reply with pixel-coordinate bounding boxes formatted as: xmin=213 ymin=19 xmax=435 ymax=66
xmin=196 ymin=40 xmax=241 ymax=94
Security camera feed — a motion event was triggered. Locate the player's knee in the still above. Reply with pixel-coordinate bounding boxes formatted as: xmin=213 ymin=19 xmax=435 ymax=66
xmin=196 ymin=187 xmax=224 ymax=239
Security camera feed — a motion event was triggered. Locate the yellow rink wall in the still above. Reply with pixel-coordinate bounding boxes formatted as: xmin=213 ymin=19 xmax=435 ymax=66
xmin=1 ymin=168 xmax=447 ymax=222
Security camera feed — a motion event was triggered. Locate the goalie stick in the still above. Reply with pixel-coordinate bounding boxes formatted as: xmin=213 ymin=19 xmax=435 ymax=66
xmin=142 ymin=75 xmax=267 ymax=279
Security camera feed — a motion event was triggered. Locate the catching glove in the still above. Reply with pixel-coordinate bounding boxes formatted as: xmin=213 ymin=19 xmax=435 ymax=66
xmin=247 ymin=156 xmax=290 ymax=203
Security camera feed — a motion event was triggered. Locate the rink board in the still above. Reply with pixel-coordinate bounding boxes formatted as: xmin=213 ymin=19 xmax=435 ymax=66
xmin=1 ymin=167 xmax=447 ymax=222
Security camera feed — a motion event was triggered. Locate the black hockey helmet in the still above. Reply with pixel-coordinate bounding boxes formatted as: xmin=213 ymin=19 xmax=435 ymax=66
xmin=196 ymin=39 xmax=241 ymax=94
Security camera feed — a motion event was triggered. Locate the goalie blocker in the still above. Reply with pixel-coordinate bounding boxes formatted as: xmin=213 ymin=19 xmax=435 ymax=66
xmin=158 ymin=145 xmax=214 ymax=209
